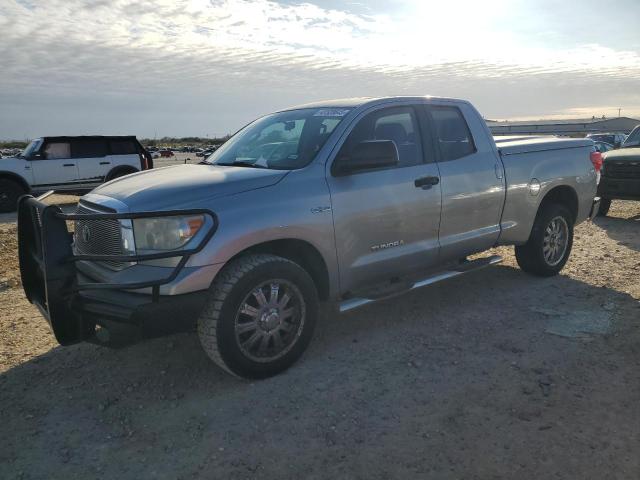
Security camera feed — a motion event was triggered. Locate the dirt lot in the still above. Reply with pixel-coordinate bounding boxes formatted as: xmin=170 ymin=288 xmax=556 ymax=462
xmin=1 ymin=199 xmax=639 ymax=479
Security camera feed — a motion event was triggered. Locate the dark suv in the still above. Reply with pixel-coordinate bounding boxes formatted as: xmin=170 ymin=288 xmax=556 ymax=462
xmin=597 ymin=125 xmax=640 ymax=215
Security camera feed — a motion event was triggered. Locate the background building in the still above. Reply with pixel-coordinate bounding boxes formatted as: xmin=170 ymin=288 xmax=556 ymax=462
xmin=487 ymin=117 xmax=640 ymax=136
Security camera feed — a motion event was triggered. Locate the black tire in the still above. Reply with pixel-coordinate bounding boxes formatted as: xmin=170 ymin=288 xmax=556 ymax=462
xmin=197 ymin=254 xmax=318 ymax=379
xmin=597 ymin=198 xmax=611 ymax=217
xmin=515 ymin=203 xmax=574 ymax=277
xmin=0 ymin=178 xmax=25 ymax=213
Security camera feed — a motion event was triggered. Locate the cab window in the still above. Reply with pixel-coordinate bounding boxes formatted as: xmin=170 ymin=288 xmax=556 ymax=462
xmin=72 ymin=138 xmax=108 ymax=158
xmin=429 ymin=106 xmax=476 ymax=161
xmin=335 ymin=106 xmax=423 ymax=171
xmin=109 ymin=139 xmax=138 ymax=155
xmin=44 ymin=142 xmax=71 ymax=160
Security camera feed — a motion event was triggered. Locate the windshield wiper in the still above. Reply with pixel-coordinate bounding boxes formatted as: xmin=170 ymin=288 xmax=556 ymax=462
xmin=216 ymin=160 xmax=268 ymax=169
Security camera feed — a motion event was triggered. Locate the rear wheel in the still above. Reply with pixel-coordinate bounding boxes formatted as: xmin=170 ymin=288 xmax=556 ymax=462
xmin=197 ymin=254 xmax=318 ymax=379
xmin=515 ymin=203 xmax=574 ymax=277
xmin=597 ymin=198 xmax=611 ymax=217
xmin=0 ymin=178 xmax=25 ymax=213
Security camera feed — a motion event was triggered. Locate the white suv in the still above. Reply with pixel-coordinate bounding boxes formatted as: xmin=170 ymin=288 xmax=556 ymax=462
xmin=0 ymin=136 xmax=153 ymax=212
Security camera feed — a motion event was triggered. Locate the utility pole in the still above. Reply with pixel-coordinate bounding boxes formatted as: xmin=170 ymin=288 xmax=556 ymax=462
xmin=618 ymin=108 xmax=621 ymax=117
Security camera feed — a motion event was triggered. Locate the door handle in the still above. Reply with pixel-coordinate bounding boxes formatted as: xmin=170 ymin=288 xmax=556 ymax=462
xmin=99 ymin=161 xmax=111 ymax=165
xmin=63 ymin=163 xmax=76 ymax=167
xmin=414 ymin=176 xmax=440 ymax=189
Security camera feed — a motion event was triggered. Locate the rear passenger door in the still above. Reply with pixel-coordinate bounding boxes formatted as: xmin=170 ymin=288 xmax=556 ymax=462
xmin=327 ymin=104 xmax=442 ymax=294
xmin=72 ymin=138 xmax=110 ymax=188
xmin=426 ymin=104 xmax=505 ymax=260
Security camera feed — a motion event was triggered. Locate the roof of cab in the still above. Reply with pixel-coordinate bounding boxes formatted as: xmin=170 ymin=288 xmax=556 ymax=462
xmin=281 ymin=95 xmax=466 ymax=112
xmin=40 ymin=135 xmax=139 ymax=141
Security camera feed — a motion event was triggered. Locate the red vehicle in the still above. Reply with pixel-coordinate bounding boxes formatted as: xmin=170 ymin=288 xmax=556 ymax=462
xmin=159 ymin=149 xmax=174 ymax=158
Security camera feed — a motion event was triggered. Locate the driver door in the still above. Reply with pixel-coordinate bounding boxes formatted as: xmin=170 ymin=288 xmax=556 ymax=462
xmin=326 ymin=105 xmax=442 ymax=294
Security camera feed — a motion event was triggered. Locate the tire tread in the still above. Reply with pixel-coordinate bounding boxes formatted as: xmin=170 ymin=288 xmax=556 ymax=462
xmin=197 ymin=254 xmax=304 ymax=378
xmin=515 ymin=203 xmax=574 ymax=277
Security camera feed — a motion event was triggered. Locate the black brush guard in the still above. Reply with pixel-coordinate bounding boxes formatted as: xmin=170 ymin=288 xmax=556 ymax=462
xmin=17 ymin=195 xmax=217 ymax=345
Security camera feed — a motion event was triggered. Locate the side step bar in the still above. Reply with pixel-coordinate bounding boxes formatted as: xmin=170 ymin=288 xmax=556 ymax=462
xmin=339 ymin=255 xmax=503 ymax=313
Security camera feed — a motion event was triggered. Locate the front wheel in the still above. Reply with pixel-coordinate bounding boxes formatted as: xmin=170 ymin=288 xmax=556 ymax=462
xmin=197 ymin=254 xmax=318 ymax=379
xmin=0 ymin=178 xmax=25 ymax=213
xmin=515 ymin=203 xmax=574 ymax=277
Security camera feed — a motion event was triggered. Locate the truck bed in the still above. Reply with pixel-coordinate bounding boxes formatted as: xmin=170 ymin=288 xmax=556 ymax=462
xmin=494 ymin=134 xmax=596 ymax=246
xmin=494 ymin=135 xmax=593 ymax=155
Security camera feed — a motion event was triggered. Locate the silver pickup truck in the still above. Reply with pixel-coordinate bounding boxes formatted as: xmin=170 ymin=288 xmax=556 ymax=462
xmin=18 ymin=96 xmax=600 ymax=378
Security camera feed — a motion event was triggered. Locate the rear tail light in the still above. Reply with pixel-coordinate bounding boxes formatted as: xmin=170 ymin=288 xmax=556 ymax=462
xmin=590 ymin=151 xmax=603 ymax=172
xmin=139 ymin=151 xmax=153 ymax=170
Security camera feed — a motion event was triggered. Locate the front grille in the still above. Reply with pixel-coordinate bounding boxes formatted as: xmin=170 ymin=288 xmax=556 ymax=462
xmin=73 ymin=202 xmax=126 ymax=270
xmin=604 ymin=162 xmax=640 ymax=179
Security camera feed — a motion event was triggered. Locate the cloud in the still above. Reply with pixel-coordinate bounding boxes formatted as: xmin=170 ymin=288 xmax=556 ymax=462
xmin=1 ymin=0 xmax=639 ymax=138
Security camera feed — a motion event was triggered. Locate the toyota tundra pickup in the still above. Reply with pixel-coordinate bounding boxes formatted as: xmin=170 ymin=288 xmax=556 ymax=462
xmin=18 ymin=96 xmax=600 ymax=378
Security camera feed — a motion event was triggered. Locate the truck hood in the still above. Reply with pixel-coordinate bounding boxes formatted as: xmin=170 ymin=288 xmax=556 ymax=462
xmin=89 ymin=164 xmax=288 ymax=211
xmin=603 ymin=147 xmax=640 ymax=163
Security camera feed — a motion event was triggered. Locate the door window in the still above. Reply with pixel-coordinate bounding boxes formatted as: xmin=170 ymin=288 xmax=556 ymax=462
xmin=335 ymin=106 xmax=423 ymax=171
xmin=72 ymin=138 xmax=108 ymax=158
xmin=44 ymin=142 xmax=71 ymax=159
xmin=430 ymin=106 xmax=476 ymax=161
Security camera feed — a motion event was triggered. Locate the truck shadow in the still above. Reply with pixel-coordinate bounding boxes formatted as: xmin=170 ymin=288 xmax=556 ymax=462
xmin=593 ymin=212 xmax=640 ymax=253
xmin=1 ymin=263 xmax=638 ymax=477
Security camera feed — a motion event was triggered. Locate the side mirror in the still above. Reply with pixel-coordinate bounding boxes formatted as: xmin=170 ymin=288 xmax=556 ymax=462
xmin=335 ymin=140 xmax=398 ymax=176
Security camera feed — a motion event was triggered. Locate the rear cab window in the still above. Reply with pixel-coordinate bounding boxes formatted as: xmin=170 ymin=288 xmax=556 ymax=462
xmin=429 ymin=106 xmax=476 ymax=161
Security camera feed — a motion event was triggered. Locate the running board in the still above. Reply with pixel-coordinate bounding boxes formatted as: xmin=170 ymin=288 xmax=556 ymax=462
xmin=339 ymin=255 xmax=503 ymax=313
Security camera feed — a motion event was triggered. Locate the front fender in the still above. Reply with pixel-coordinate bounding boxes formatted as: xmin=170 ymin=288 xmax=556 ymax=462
xmin=0 ymin=166 xmax=32 ymax=190
xmin=185 ymin=166 xmax=340 ymax=298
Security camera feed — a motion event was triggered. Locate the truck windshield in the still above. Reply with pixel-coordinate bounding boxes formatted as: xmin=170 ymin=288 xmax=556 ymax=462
xmin=207 ymin=108 xmax=351 ymax=170
xmin=622 ymin=126 xmax=640 ymax=148
xmin=19 ymin=138 xmax=43 ymax=158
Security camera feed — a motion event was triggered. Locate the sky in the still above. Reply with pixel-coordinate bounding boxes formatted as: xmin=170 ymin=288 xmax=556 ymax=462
xmin=1 ymin=0 xmax=639 ymax=140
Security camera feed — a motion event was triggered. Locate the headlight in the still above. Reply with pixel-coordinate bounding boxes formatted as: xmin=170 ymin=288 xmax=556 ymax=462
xmin=133 ymin=215 xmax=205 ymax=251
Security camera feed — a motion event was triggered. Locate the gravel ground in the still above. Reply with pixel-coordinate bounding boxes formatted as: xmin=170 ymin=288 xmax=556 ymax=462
xmin=0 ymin=198 xmax=639 ymax=479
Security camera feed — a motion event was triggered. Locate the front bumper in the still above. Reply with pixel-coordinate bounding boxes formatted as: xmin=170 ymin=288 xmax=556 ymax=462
xmin=597 ymin=177 xmax=640 ymax=200
xmin=17 ymin=195 xmax=216 ymax=347
xmin=78 ymin=285 xmax=208 ymax=346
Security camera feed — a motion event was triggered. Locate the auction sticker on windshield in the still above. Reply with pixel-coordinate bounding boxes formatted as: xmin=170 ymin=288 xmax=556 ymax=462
xmin=314 ymin=109 xmax=350 ymax=117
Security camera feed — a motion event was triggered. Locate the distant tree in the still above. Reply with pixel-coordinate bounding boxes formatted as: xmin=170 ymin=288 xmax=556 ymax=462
xmin=0 ymin=141 xmax=28 ymax=149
